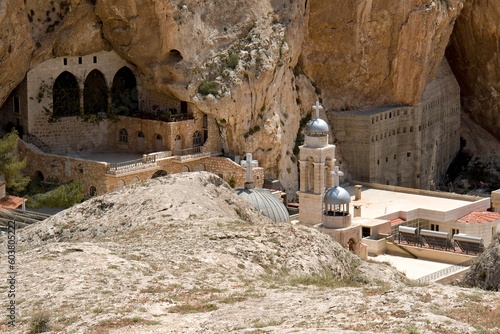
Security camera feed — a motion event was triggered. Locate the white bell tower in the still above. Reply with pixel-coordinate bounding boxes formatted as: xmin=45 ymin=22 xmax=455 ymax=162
xmin=297 ymin=101 xmax=336 ymax=225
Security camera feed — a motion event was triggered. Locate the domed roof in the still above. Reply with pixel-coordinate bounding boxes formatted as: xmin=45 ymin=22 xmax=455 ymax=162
xmin=323 ymin=186 xmax=351 ymax=205
xmin=236 ymin=188 xmax=290 ymax=223
xmin=305 ymin=118 xmax=329 ymax=137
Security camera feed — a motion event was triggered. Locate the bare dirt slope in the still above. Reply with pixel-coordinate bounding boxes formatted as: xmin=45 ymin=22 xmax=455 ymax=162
xmin=0 ymin=172 xmax=499 ymax=333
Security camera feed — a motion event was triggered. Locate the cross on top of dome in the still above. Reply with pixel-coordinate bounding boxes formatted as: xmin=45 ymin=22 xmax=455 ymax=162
xmin=241 ymin=153 xmax=259 ymax=188
xmin=331 ymin=166 xmax=344 ymax=187
xmin=313 ymin=100 xmax=324 ymax=119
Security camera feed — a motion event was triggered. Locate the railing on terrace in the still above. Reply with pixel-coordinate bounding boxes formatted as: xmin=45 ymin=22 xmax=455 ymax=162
xmin=125 ymin=112 xmax=194 ymax=123
xmin=23 ymin=134 xmax=52 ymax=153
xmin=417 ymin=258 xmax=476 ymax=283
xmin=144 ymin=151 xmax=171 ymax=160
xmin=173 ymin=146 xmax=202 ymax=156
xmin=107 ymin=154 xmax=157 ymax=173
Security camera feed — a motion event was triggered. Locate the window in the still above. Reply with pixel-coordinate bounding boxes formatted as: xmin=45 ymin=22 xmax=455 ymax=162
xmin=385 ymin=157 xmax=388 ymax=163
xmin=89 ymin=186 xmax=97 ymax=197
xmin=431 ymin=224 xmax=439 ymax=231
xmin=407 ymin=152 xmax=411 ymax=157
xmin=203 ymin=114 xmax=208 ymax=128
xmin=93 ymin=56 xmax=97 ymax=63
xmin=181 ymin=101 xmax=188 ymax=114
xmin=377 ymin=159 xmax=380 ymax=165
xmin=13 ymin=96 xmax=20 ymax=113
xmin=119 ymin=129 xmax=128 ymax=143
xmin=452 ymin=228 xmax=459 ymax=235
xmin=78 ymin=56 xmax=82 ymax=64
xmin=63 ymin=58 xmax=67 ymax=65
xmin=394 ymin=154 xmax=396 ymax=160
xmin=193 ymin=131 xmax=202 ymax=147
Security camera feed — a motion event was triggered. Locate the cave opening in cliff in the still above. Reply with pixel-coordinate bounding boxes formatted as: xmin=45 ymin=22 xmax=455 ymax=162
xmin=53 ymin=71 xmax=80 ymax=117
xmin=111 ymin=67 xmax=138 ymax=116
xmin=84 ymin=69 xmax=108 ymax=115
xmin=167 ymin=49 xmax=183 ymax=63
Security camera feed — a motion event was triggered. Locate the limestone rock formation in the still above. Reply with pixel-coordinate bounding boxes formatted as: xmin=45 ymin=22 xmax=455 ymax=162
xmin=447 ymin=0 xmax=500 ymax=141
xmin=301 ymin=0 xmax=464 ymax=110
xmin=0 ymin=0 xmax=35 ymax=107
xmin=463 ymin=234 xmax=500 ymax=291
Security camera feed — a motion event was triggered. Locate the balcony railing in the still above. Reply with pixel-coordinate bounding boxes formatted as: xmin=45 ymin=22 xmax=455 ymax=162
xmin=107 ymin=154 xmax=157 ymax=174
xmin=125 ymin=111 xmax=194 ymax=123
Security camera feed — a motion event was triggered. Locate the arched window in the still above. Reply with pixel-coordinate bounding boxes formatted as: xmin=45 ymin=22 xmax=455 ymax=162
xmin=89 ymin=186 xmax=97 ymax=197
xmin=155 ymin=134 xmax=163 ymax=151
xmin=192 ymin=131 xmax=202 ymax=147
xmin=84 ymin=69 xmax=108 ymax=114
xmin=138 ymin=131 xmax=144 ymax=138
xmin=119 ymin=129 xmax=128 ymax=143
xmin=53 ymin=71 xmax=80 ymax=117
xmin=111 ymin=67 xmax=138 ymax=115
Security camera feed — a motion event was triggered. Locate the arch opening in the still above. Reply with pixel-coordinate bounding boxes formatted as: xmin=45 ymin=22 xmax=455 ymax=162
xmin=84 ymin=69 xmax=108 ymax=115
xmin=111 ymin=67 xmax=138 ymax=116
xmin=53 ymin=71 xmax=80 ymax=117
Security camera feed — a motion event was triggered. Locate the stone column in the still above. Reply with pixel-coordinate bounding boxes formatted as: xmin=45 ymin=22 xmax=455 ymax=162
xmin=313 ymin=162 xmax=325 ymax=195
xmin=299 ymin=160 xmax=307 ymax=192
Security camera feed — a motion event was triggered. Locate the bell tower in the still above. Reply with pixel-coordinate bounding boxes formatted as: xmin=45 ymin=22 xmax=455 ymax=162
xmin=297 ymin=101 xmax=336 ymax=225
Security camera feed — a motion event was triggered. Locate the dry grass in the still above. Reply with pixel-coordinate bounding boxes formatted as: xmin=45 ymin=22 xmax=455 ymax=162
xmin=443 ymin=302 xmax=500 ymax=333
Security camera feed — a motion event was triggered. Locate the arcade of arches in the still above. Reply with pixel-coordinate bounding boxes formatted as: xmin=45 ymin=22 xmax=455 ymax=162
xmin=52 ymin=66 xmax=137 ymax=117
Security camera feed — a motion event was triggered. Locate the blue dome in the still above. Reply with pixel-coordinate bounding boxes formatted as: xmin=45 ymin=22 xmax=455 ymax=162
xmin=236 ymin=188 xmax=290 ymax=223
xmin=323 ymin=186 xmax=351 ymax=205
xmin=305 ymin=118 xmax=329 ymax=136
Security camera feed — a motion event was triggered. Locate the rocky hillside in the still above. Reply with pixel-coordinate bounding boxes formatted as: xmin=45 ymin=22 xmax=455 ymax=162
xmin=463 ymin=233 xmax=500 ymax=291
xmin=0 ymin=172 xmax=499 ymax=333
xmin=1 ymin=0 xmax=500 ymax=192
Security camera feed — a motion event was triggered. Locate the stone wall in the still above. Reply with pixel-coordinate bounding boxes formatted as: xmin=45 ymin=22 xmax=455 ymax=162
xmin=19 ymin=139 xmax=261 ymax=198
xmin=330 ymin=60 xmax=461 ymax=189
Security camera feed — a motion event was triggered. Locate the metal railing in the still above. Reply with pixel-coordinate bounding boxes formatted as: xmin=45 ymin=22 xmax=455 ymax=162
xmin=417 ymin=258 xmax=476 ymax=283
xmin=173 ymin=146 xmax=202 ymax=156
xmin=107 ymin=154 xmax=157 ymax=173
xmin=23 ymin=134 xmax=52 ymax=153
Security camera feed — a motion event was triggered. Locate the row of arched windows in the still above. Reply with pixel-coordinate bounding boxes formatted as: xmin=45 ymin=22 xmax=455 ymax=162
xmin=52 ymin=66 xmax=137 ymax=117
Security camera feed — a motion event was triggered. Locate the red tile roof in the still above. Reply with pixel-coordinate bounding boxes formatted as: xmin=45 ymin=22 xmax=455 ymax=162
xmin=0 ymin=196 xmax=26 ymax=210
xmin=457 ymin=211 xmax=500 ymax=224
xmin=390 ymin=218 xmax=405 ymax=226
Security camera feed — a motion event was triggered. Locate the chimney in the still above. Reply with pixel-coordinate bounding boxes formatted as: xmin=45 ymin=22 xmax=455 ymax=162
xmin=355 ymin=185 xmax=362 ymax=200
xmin=354 ymin=204 xmax=362 ymax=217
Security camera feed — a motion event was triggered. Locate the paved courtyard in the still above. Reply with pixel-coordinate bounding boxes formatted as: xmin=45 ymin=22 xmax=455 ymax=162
xmin=368 ymin=254 xmax=454 ymax=280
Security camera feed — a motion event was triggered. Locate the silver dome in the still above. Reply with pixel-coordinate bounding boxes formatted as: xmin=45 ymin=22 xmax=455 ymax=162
xmin=323 ymin=186 xmax=351 ymax=205
xmin=236 ymin=188 xmax=290 ymax=223
xmin=305 ymin=118 xmax=329 ymax=136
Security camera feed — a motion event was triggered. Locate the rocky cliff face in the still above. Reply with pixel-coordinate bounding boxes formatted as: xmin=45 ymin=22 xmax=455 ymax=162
xmin=463 ymin=234 xmax=500 ymax=291
xmin=301 ymin=0 xmax=463 ymax=109
xmin=447 ymin=0 xmax=500 ymax=141
xmin=0 ymin=0 xmax=499 ymax=193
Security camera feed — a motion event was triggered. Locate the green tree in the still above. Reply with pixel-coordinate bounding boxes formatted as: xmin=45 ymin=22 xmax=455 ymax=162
xmin=0 ymin=130 xmax=30 ymax=193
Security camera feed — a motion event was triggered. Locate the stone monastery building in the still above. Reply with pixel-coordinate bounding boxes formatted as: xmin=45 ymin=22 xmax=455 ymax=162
xmin=0 ymin=51 xmax=263 ymax=197
xmin=330 ymin=60 xmax=461 ymax=189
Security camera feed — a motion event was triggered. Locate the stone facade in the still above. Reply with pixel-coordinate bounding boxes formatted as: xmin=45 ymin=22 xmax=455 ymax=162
xmin=329 ymin=60 xmax=461 ymax=189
